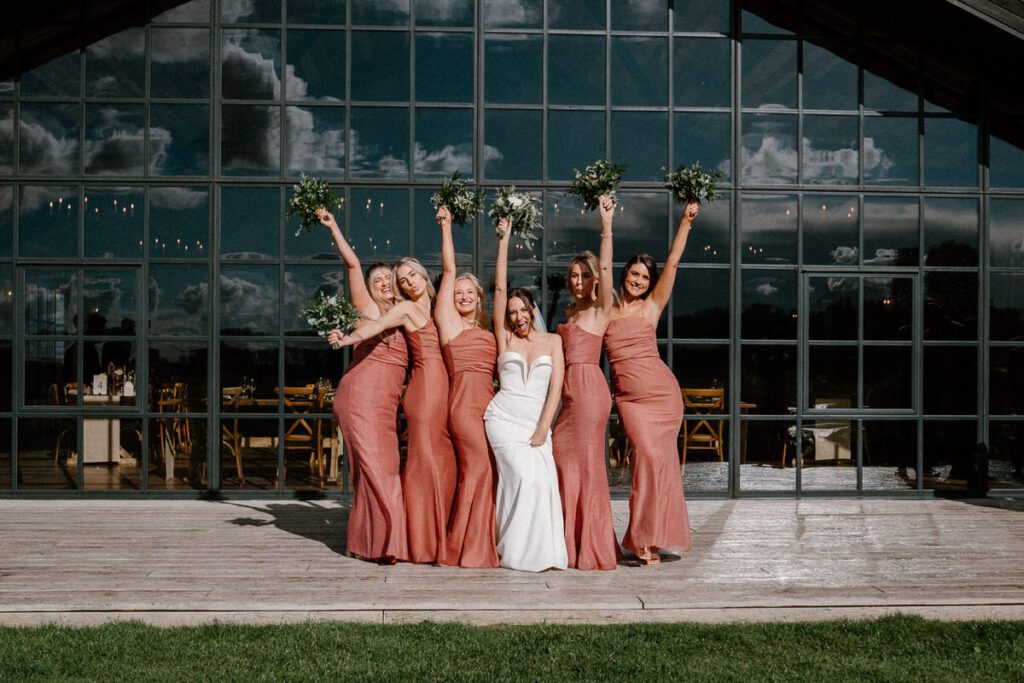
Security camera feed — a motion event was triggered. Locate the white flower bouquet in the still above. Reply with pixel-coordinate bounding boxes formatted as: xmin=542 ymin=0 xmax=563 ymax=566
xmin=430 ymin=171 xmax=486 ymax=226
xmin=287 ymin=174 xmax=343 ymax=236
xmin=489 ymin=186 xmax=542 ymax=251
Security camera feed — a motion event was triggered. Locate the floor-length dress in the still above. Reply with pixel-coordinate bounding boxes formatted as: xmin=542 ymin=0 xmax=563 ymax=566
xmin=603 ymin=317 xmax=691 ymax=554
xmin=403 ymin=321 xmax=458 ymax=564
xmin=484 ymin=351 xmax=568 ymax=572
xmin=440 ymin=328 xmax=500 ymax=568
xmin=552 ymin=323 xmax=619 ymax=570
xmin=335 ymin=330 xmax=410 ymax=562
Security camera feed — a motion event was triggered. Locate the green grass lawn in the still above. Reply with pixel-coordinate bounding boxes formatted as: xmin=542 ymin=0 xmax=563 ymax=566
xmin=1 ymin=616 xmax=1023 ymax=682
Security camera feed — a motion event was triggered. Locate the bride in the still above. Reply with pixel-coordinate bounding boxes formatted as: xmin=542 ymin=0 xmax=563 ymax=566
xmin=485 ymin=218 xmax=569 ymax=572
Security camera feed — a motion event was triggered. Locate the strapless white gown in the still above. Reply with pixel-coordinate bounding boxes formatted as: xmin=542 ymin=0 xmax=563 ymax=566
xmin=484 ymin=352 xmax=568 ymax=572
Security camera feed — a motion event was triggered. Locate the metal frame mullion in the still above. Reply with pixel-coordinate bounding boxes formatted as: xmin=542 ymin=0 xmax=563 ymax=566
xmin=730 ymin=1 xmax=743 ymax=497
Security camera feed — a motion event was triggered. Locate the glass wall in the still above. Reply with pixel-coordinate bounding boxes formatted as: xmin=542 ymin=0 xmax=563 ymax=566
xmin=0 ymin=0 xmax=1020 ymax=495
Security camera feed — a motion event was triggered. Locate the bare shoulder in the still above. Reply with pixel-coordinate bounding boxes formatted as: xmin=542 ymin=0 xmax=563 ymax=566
xmin=541 ymin=331 xmax=563 ymax=352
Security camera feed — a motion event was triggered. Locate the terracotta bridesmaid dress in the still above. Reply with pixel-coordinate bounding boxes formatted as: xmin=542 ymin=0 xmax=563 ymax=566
xmin=603 ymin=316 xmax=691 ymax=554
xmin=552 ymin=323 xmax=619 ymax=570
xmin=335 ymin=330 xmax=410 ymax=562
xmin=402 ymin=320 xmax=458 ymax=564
xmin=439 ymin=328 xmax=500 ymax=568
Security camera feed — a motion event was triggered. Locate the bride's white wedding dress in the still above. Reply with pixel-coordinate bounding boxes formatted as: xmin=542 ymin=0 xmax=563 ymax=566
xmin=484 ymin=351 xmax=569 ymax=572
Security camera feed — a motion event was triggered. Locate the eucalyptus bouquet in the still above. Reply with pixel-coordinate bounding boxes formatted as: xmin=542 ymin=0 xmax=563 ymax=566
xmin=430 ymin=171 xmax=486 ymax=226
xmin=489 ymin=187 xmax=542 ymax=251
xmin=287 ymin=174 xmax=343 ymax=236
xmin=302 ymin=292 xmax=363 ymax=348
xmin=664 ymin=163 xmax=725 ymax=205
xmin=566 ymin=159 xmax=626 ymax=211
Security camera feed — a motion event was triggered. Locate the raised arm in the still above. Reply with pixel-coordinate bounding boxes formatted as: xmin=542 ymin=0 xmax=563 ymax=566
xmin=596 ymin=195 xmax=615 ymax=314
xmin=434 ymin=206 xmax=461 ymax=339
xmin=647 ymin=201 xmax=699 ymax=315
xmin=492 ymin=218 xmax=512 ymax=352
xmin=529 ymin=337 xmax=565 ymax=447
xmin=327 ymin=301 xmax=412 ymax=349
xmin=317 ymin=209 xmax=376 ymax=317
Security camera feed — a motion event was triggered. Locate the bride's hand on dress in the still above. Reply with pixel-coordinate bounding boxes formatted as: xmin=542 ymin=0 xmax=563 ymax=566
xmin=529 ymin=426 xmax=548 ymax=447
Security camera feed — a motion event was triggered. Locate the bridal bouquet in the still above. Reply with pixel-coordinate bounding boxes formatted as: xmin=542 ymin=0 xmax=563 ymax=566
xmin=430 ymin=171 xmax=486 ymax=226
xmin=489 ymin=187 xmax=542 ymax=251
xmin=302 ymin=292 xmax=363 ymax=347
xmin=566 ymin=159 xmax=626 ymax=211
xmin=664 ymin=163 xmax=725 ymax=205
xmin=287 ymin=174 xmax=343 ymax=236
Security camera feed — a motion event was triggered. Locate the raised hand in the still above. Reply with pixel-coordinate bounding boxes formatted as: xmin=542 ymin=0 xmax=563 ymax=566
xmin=598 ymin=194 xmax=615 ymax=227
xmin=496 ymin=216 xmax=512 ymax=240
xmin=326 ymin=328 xmax=353 ymax=350
xmin=436 ymin=205 xmax=452 ymax=227
xmin=317 ymin=208 xmax=339 ymax=230
xmin=685 ymin=201 xmax=700 ymax=222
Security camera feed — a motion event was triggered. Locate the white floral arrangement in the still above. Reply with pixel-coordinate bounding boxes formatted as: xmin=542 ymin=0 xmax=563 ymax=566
xmin=488 ymin=186 xmax=542 ymax=251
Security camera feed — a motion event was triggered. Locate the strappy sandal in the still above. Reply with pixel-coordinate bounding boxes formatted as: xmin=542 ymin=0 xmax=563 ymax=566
xmin=636 ymin=546 xmax=661 ymax=565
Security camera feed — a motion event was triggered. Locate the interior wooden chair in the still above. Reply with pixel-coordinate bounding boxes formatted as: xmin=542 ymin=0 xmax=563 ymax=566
xmin=49 ymin=384 xmax=74 ymax=464
xmin=781 ymin=398 xmax=853 ymax=468
xmin=680 ymin=387 xmax=725 ymax=465
xmin=279 ymin=385 xmax=318 ymax=485
xmin=220 ymin=386 xmax=244 ymax=485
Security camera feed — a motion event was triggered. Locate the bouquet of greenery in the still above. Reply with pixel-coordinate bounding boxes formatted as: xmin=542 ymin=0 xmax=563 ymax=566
xmin=430 ymin=171 xmax=486 ymax=226
xmin=302 ymin=292 xmax=363 ymax=347
xmin=566 ymin=159 xmax=626 ymax=211
xmin=287 ymin=174 xmax=343 ymax=236
xmin=664 ymin=163 xmax=725 ymax=205
xmin=489 ymin=186 xmax=542 ymax=251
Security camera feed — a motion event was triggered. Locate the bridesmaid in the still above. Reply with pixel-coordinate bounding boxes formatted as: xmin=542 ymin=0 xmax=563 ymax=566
xmin=434 ymin=206 xmax=500 ymax=569
xmin=603 ymin=201 xmax=700 ymax=565
xmin=552 ymin=195 xmax=619 ymax=571
xmin=331 ymin=257 xmax=457 ymax=565
xmin=319 ymin=209 xmax=409 ymax=564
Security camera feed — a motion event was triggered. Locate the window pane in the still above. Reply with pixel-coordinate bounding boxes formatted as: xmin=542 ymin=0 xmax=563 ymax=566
xmin=149 ymin=343 xmax=209 ymax=414
xmin=19 ymin=187 xmax=78 ymax=258
xmin=679 ymin=193 xmax=729 ymax=265
xmin=864 ymin=277 xmax=912 ymax=341
xmin=611 ymin=111 xmax=667 ymax=182
xmin=923 ymin=197 xmax=978 ymax=267
xmin=288 ymin=0 xmax=344 ymax=24
xmin=416 ymin=188 xmax=474 ymax=264
xmin=414 ymin=107 xmax=473 ymax=179
xmin=220 ymin=417 xmax=278 ymax=489
xmin=923 ymin=421 xmax=975 ymax=491
xmin=0 ymin=420 xmax=8 ymax=489
xmin=416 ymin=0 xmax=473 ymax=26
xmin=547 ymin=110 xmax=604 ymax=182
xmin=674 ymin=345 xmax=728 ymax=401
xmin=989 ymin=422 xmax=1024 ymax=489
xmin=740 ymin=421 xmax=796 ymax=491
xmin=800 ymin=420 xmax=858 ymax=491
xmin=802 ymin=41 xmax=857 ymax=111
xmin=864 ymin=60 xmax=918 ymax=112
xmin=351 ymin=31 xmax=408 ymax=102
xmin=924 ymin=347 xmax=977 ymax=414
xmin=220 ymin=346 xmax=278 ymax=406
xmin=548 ymin=0 xmax=604 ymax=30
xmin=862 ymin=421 xmax=917 ymax=490
xmin=676 ymin=0 xmax=730 ymax=33
xmin=286 ymin=29 xmax=345 ymax=101
xmin=150 ymin=186 xmax=209 ymax=258
xmin=741 ymin=193 xmax=797 ymax=265
xmin=83 ymin=270 xmax=137 ymax=335
xmin=674 ymin=112 xmax=731 ymax=183
xmin=19 ymin=104 xmax=80 ymax=175
xmin=221 ymin=105 xmax=281 ymax=176
xmin=742 ymin=39 xmax=796 ymax=109
xmin=741 ymin=10 xmax=792 ymax=35
xmin=150 ymin=104 xmax=211 ymax=176
xmin=682 ymin=414 xmax=729 ymax=492
xmin=803 ymin=195 xmax=858 ymax=265
xmin=863 ymin=116 xmax=919 ymax=186
xmin=809 ymin=346 xmax=857 ymax=408
xmin=352 ymin=0 xmax=408 ymax=25
xmin=741 ymin=270 xmax=797 ymax=339
xmin=18 ymin=418 xmax=77 ymax=490
xmin=84 ymin=105 xmax=144 ymax=176
xmin=220 ymin=266 xmax=280 ymax=335
xmin=484 ymin=109 xmax=541 ymax=181
xmin=20 ymin=51 xmax=80 ymax=97
xmin=24 ymin=270 xmax=77 ymax=335
xmin=149 ymin=266 xmax=209 ymax=336
xmin=25 ymin=340 xmax=74 ymax=406
xmin=808 ymin=275 xmax=858 ymax=340
xmin=611 ymin=37 xmax=668 ymax=107
xmin=0 ymin=267 xmax=10 ymax=336
xmin=150 ymin=417 xmax=208 ymax=491
xmin=991 ymin=273 xmax=1024 ymax=342
xmin=924 ymin=117 xmax=978 ymax=188
xmin=924 ymin=272 xmax=977 ymax=341
xmin=84 ymin=188 xmax=143 ymax=258
xmin=611 ymin=0 xmax=666 ymax=31
xmin=284 ymin=265 xmax=344 ymax=336
xmin=151 ymin=28 xmax=211 ymax=99
xmin=483 ymin=0 xmax=542 ymax=28
xmin=864 ymin=346 xmax=912 ymax=409
xmin=222 ymin=29 xmax=281 ymax=100
xmin=221 ymin=187 xmax=279 ymax=260
xmin=543 ymin=191 xmax=603 ymax=266
xmin=85 ymin=28 xmax=145 ymax=97
xmin=741 ymin=345 xmax=796 ymax=415
xmin=0 ymin=105 xmax=12 ymax=175
xmin=286 ymin=106 xmax=345 ymax=178
xmin=349 ymin=188 xmax=410 ymax=262
xmin=0 ymin=186 xmax=10 ymax=256
xmin=155 ymin=0 xmax=210 ymax=23
xmin=416 ymin=33 xmax=473 ymax=104
xmin=485 ymin=34 xmax=542 ymax=105
xmin=673 ymin=269 xmax=729 ymax=339
xmin=549 ymin=35 xmax=604 ymax=106
xmin=990 ymin=199 xmax=1024 ymax=267
xmin=989 ymin=347 xmax=1024 ymax=415
xmin=674 ymin=37 xmax=730 ymax=108
xmin=221 ymin=0 xmax=279 ymax=22
xmin=863 ymin=196 xmax=918 ymax=266
xmin=990 ymin=130 xmax=1024 ymax=189
xmin=350 ymin=107 xmax=410 ymax=179
xmin=286 ymin=185 xmax=345 ymax=259
xmin=740 ymin=114 xmax=797 ymax=184
xmin=802 ymin=115 xmax=858 ymax=185
xmin=607 ymin=190 xmax=668 ymax=264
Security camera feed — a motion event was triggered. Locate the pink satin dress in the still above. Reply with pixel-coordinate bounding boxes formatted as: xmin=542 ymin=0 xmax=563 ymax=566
xmin=402 ymin=321 xmax=458 ymax=564
xmin=335 ymin=329 xmax=410 ymax=562
xmin=603 ymin=316 xmax=691 ymax=554
xmin=440 ymin=328 xmax=500 ymax=568
xmin=552 ymin=323 xmax=619 ymax=570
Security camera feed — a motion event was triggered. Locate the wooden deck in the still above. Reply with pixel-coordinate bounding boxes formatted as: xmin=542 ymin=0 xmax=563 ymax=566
xmin=1 ymin=498 xmax=1023 ymax=626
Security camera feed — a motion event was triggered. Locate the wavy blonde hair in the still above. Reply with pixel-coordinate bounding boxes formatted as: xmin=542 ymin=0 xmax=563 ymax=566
xmin=454 ymin=272 xmax=489 ymax=329
xmin=392 ymin=257 xmax=436 ymax=302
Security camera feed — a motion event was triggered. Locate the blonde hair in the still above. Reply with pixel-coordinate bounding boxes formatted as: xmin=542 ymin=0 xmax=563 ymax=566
xmin=365 ymin=262 xmax=394 ymax=311
xmin=454 ymin=272 xmax=489 ymax=330
xmin=392 ymin=257 xmax=436 ymax=302
xmin=565 ymin=250 xmax=600 ymax=312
